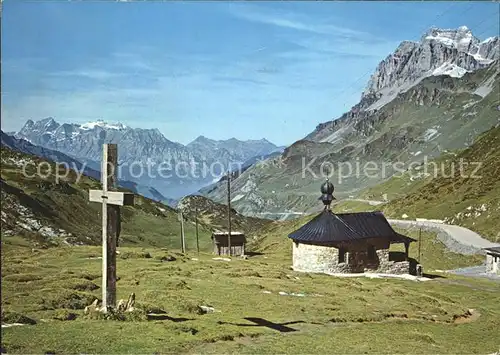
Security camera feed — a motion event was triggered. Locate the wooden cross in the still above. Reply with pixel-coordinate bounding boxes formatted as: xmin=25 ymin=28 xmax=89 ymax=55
xmin=89 ymin=144 xmax=134 ymax=312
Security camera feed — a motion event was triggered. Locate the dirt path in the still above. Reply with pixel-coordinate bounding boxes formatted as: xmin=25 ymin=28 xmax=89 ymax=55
xmin=340 ymin=198 xmax=386 ymax=206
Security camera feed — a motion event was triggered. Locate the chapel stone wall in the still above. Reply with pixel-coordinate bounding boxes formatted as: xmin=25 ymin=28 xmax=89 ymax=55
xmin=292 ymin=241 xmax=411 ymax=275
xmin=292 ymin=242 xmax=348 ymax=273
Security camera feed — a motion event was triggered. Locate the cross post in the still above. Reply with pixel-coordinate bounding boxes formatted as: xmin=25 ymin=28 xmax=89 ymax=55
xmin=227 ymin=171 xmax=232 ymax=256
xmin=89 ymin=144 xmax=134 ymax=312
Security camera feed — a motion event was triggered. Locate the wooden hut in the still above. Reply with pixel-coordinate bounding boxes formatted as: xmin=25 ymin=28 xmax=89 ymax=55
xmin=483 ymin=246 xmax=500 ymax=274
xmin=212 ymin=231 xmax=246 ymax=256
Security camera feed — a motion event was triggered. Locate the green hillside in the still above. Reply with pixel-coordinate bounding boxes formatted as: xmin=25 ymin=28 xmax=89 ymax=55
xmin=177 ymin=195 xmax=273 ymax=236
xmin=0 ymin=146 xmax=213 ymax=250
xmin=378 ymin=126 xmax=500 ymax=242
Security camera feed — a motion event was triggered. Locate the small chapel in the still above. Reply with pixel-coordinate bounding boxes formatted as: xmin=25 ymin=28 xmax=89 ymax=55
xmin=288 ymin=180 xmax=418 ymax=275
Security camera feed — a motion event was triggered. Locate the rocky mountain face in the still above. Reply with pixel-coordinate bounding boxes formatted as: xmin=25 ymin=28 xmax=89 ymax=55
xmin=187 ymin=135 xmax=282 ymax=163
xmin=203 ymin=27 xmax=499 ymax=219
xmin=359 ymin=26 xmax=499 ymax=112
xmin=199 ymin=149 xmax=285 ymax=197
xmin=14 ymin=119 xmax=280 ymax=199
xmin=1 ymin=131 xmax=167 ymax=202
xmin=305 ymin=26 xmax=499 ymax=145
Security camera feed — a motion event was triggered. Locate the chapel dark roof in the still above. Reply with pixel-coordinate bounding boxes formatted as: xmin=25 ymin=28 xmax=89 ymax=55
xmin=288 ymin=209 xmax=415 ymax=244
xmin=288 ymin=179 xmax=415 ymax=244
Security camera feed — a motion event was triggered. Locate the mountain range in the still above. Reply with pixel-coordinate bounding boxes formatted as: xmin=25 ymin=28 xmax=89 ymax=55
xmin=1 ymin=131 xmax=167 ymax=202
xmin=0 ymin=142 xmax=215 ymax=248
xmin=1 ymin=133 xmax=273 ymax=248
xmin=202 ymin=26 xmax=500 ymax=218
xmin=13 ymin=119 xmax=283 ymax=199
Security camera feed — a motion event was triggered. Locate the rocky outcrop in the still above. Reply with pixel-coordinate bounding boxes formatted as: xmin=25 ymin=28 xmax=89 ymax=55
xmin=362 ymin=26 xmax=498 ymax=111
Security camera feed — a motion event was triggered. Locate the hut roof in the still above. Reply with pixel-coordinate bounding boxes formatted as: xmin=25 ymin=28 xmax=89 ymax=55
xmin=211 ymin=231 xmax=246 ymax=243
xmin=212 ymin=231 xmax=245 ymax=236
xmin=288 ymin=209 xmax=415 ymax=244
xmin=483 ymin=246 xmax=500 ymax=255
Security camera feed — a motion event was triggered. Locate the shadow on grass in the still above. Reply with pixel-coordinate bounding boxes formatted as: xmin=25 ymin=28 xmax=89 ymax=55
xmin=246 ymin=252 xmax=264 ymax=257
xmin=423 ymin=273 xmax=446 ymax=279
xmin=147 ymin=314 xmax=194 ymax=322
xmin=217 ymin=317 xmax=322 ymax=333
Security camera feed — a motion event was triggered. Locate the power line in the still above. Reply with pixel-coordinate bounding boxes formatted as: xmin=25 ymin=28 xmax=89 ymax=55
xmin=416 ymin=2 xmax=458 ymax=34
xmin=330 ymin=68 xmax=374 ymax=104
xmin=474 ymin=18 xmax=500 ymax=39
xmin=329 ymin=2 xmax=462 ymax=108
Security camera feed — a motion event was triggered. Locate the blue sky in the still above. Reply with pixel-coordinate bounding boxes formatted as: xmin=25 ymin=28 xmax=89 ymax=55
xmin=2 ymin=1 xmax=499 ymax=146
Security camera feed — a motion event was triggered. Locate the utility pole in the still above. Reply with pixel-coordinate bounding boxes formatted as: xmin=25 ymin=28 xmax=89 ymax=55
xmin=227 ymin=171 xmax=232 ymax=257
xmin=195 ymin=204 xmax=200 ymax=254
xmin=418 ymin=227 xmax=422 ymax=263
xmin=179 ymin=211 xmax=186 ymax=253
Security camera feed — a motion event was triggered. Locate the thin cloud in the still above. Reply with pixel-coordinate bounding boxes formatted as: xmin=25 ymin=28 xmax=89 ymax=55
xmin=111 ymin=51 xmax=158 ymax=72
xmin=212 ymin=76 xmax=269 ymax=86
xmin=253 ymin=47 xmax=268 ymax=53
xmin=51 ymin=69 xmax=123 ymax=80
xmin=287 ymin=36 xmax=401 ymax=58
xmin=228 ymin=4 xmax=371 ymax=39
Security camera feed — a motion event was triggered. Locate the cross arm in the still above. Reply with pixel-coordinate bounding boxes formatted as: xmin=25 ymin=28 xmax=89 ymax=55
xmin=89 ymin=190 xmax=135 ymax=206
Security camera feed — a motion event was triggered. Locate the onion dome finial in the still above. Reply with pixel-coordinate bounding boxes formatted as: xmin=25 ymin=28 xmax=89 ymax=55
xmin=319 ymin=178 xmax=335 ymax=209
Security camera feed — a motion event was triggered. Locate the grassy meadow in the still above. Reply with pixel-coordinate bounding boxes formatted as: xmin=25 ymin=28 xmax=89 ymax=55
xmin=2 ymin=229 xmax=499 ymax=354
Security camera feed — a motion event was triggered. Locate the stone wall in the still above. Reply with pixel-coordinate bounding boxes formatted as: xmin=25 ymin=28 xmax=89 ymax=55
xmin=292 ymin=241 xmax=411 ymax=275
xmin=370 ymin=249 xmax=410 ymax=274
xmin=292 ymin=242 xmax=342 ymax=274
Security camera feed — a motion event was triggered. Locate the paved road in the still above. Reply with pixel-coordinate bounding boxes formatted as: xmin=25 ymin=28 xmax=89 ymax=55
xmin=340 ymin=198 xmax=499 ymax=254
xmin=341 ymin=198 xmax=386 ymax=206
xmin=388 ymin=218 xmax=500 ymax=255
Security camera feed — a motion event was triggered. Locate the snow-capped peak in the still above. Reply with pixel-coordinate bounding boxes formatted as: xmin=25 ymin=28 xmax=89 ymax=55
xmin=423 ymin=26 xmax=475 ymax=51
xmin=361 ymin=26 xmax=498 ymax=112
xmin=79 ymin=120 xmax=128 ymax=130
